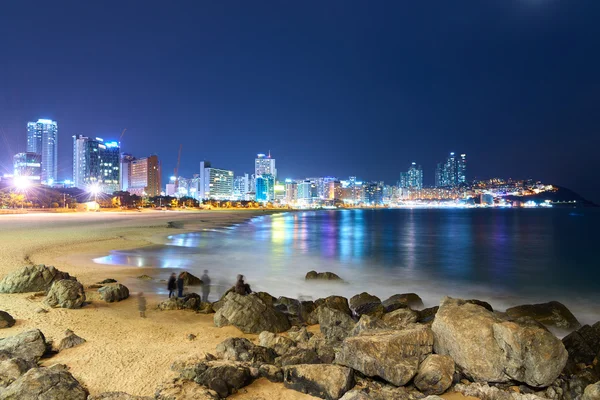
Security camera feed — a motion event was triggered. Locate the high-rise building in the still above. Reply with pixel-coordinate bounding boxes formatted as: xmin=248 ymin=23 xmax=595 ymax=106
xmin=407 ymin=162 xmax=423 ymax=189
xmin=255 ymin=153 xmax=276 ymax=180
xmin=364 ymin=182 xmax=384 ymax=205
xmin=233 ymin=174 xmax=251 ymax=200
xmin=284 ymin=179 xmax=297 ymax=204
xmin=129 ymin=155 xmax=162 ymax=196
xmin=198 ymin=161 xmax=234 ymax=200
xmin=28 ymin=119 xmax=58 ymax=184
xmin=255 ymin=174 xmax=275 ymax=202
xmin=437 ymin=152 xmax=467 ymax=187
xmin=13 ymin=152 xmax=42 ymax=181
xmin=72 ymin=135 xmax=120 ymax=193
xmin=119 ymin=153 xmax=136 ymax=191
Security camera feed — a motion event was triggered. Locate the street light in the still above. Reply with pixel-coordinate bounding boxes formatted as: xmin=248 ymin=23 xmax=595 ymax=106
xmin=89 ymin=183 xmax=101 ymax=209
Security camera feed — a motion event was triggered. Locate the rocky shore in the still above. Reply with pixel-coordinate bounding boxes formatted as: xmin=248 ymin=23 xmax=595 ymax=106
xmin=1 ymin=264 xmax=599 ymax=400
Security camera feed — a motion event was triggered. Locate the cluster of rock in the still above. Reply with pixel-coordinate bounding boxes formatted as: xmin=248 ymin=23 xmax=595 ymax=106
xmin=0 ymin=265 xmax=130 ymax=310
xmin=157 ymin=293 xmax=213 ymax=313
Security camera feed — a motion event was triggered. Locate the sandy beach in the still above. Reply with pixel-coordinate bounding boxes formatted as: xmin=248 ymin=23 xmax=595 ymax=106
xmin=0 ymin=210 xmax=318 ymax=399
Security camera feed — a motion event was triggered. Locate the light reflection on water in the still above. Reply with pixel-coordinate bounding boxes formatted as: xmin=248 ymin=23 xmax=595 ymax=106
xmin=95 ymin=209 xmax=600 ymax=323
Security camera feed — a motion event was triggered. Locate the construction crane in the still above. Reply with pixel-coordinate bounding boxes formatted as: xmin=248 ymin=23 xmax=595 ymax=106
xmin=119 ymin=128 xmax=127 ymax=141
xmin=174 ymin=144 xmax=182 ymax=193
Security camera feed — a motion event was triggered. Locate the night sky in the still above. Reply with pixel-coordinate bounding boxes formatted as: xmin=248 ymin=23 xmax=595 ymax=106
xmin=1 ymin=1 xmax=599 ymax=202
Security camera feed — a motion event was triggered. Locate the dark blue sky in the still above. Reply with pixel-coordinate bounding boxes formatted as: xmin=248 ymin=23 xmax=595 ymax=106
xmin=1 ymin=1 xmax=599 ymax=202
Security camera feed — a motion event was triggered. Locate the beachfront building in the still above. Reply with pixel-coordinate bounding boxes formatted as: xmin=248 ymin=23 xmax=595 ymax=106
xmin=128 ymin=155 xmax=162 ymax=196
xmin=198 ymin=161 xmax=234 ymax=200
xmin=233 ymin=174 xmax=251 ymax=201
xmin=72 ymin=135 xmax=121 ymax=194
xmin=27 ymin=119 xmax=58 ymax=185
xmin=13 ymin=152 xmax=42 ymax=182
xmin=437 ymin=152 xmax=467 ymax=187
xmin=255 ymin=174 xmax=275 ymax=202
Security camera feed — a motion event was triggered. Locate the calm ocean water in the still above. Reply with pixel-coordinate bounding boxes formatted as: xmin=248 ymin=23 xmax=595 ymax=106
xmin=95 ymin=209 xmax=600 ymax=324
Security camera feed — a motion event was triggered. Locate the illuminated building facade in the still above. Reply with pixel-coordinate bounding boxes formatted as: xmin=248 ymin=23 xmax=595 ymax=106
xmin=255 ymin=174 xmax=275 ymax=202
xmin=437 ymin=152 xmax=466 ymax=187
xmin=400 ymin=163 xmax=423 ymax=189
xmin=255 ymin=153 xmax=276 ymax=179
xmin=119 ymin=153 xmax=136 ymax=191
xmin=364 ymin=182 xmax=384 ymax=205
xmin=199 ymin=161 xmax=234 ymax=200
xmin=13 ymin=152 xmax=42 ymax=181
xmin=285 ymin=180 xmax=297 ymax=203
xmin=27 ymin=119 xmax=58 ymax=184
xmin=72 ymin=135 xmax=120 ymax=193
xmin=233 ymin=174 xmax=251 ymax=200
xmin=129 ymin=155 xmax=162 ymax=196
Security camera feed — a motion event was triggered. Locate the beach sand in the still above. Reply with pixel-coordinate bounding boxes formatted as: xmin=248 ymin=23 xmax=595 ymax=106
xmin=0 ymin=210 xmax=475 ymax=400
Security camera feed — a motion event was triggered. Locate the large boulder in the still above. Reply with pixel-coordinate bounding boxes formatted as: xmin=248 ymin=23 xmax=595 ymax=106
xmin=88 ymin=393 xmax=153 ymax=400
xmin=506 ymin=301 xmax=581 ymax=330
xmin=0 ymin=311 xmax=15 ymax=329
xmin=317 ymin=306 xmax=356 ymax=343
xmin=213 ymin=292 xmax=290 ymax=333
xmin=418 ymin=306 xmax=439 ymax=324
xmin=336 ymin=326 xmax=434 ymax=386
xmin=414 ymin=354 xmax=455 ymax=395
xmin=155 ymin=377 xmax=219 ymax=400
xmin=563 ymin=324 xmax=600 ymax=367
xmin=276 ymin=348 xmax=322 ymax=367
xmin=258 ymin=331 xmax=296 ymax=356
xmin=432 ymin=297 xmax=568 ymax=387
xmin=288 ymin=326 xmax=313 ymax=344
xmin=45 ymin=279 xmax=86 ymax=309
xmin=179 ymin=360 xmax=253 ymax=398
xmin=382 ymin=308 xmax=419 ymax=329
xmin=382 ymin=293 xmax=424 ymax=312
xmin=314 ymin=296 xmax=352 ymax=316
xmin=259 ymin=364 xmax=284 ymax=383
xmin=350 ymin=315 xmax=389 ymax=337
xmin=305 ymin=271 xmax=343 ymax=281
xmin=0 ymin=329 xmax=47 ymax=362
xmin=349 ymin=292 xmax=385 ymax=318
xmin=275 ymin=297 xmax=315 ymax=325
xmin=0 ymin=265 xmax=72 ymax=293
xmin=0 ymin=358 xmax=37 ymax=388
xmin=0 ymin=364 xmax=88 ymax=400
xmin=283 ymin=364 xmax=354 ymax=400
xmin=98 ymin=284 xmax=129 ymax=303
xmin=583 ymin=382 xmax=600 ymax=400
xmin=215 ymin=337 xmax=277 ymax=365
xmin=306 ymin=333 xmax=336 ymax=364
xmin=180 ymin=271 xmax=202 ymax=286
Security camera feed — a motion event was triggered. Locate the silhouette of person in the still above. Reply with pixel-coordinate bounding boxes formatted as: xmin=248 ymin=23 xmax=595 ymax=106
xmin=138 ymin=292 xmax=147 ymax=318
xmin=177 ymin=272 xmax=184 ymax=297
xmin=234 ymin=274 xmax=252 ymax=295
xmin=167 ymin=273 xmax=177 ymax=298
xmin=201 ymin=270 xmax=211 ymax=302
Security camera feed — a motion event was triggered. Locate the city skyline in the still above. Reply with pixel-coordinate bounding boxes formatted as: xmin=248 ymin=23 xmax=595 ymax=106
xmin=1 ymin=2 xmax=599 ymax=203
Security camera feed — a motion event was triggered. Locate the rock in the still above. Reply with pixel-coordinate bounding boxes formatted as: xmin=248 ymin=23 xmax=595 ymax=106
xmin=97 ymin=279 xmax=117 ymax=284
xmin=382 ymin=293 xmax=424 ymax=312
xmin=276 ymin=297 xmax=314 ymax=325
xmin=339 ymin=379 xmax=426 ymax=400
xmin=583 ymin=382 xmax=600 ymax=400
xmin=336 ymin=326 xmax=434 ymax=386
xmin=381 ymin=308 xmax=419 ymax=329
xmin=0 ymin=329 xmax=47 ymax=362
xmin=314 ymin=296 xmax=352 ymax=316
xmin=506 ymin=301 xmax=581 ymax=330
xmin=137 ymin=275 xmax=152 ymax=280
xmin=45 ymin=279 xmax=86 ymax=309
xmin=466 ymin=299 xmax=494 ymax=312
xmin=259 ymin=331 xmax=296 ymax=356
xmin=317 ymin=306 xmax=356 ymax=343
xmin=98 ymin=284 xmax=129 ymax=303
xmin=418 ymin=306 xmax=439 ymax=323
xmin=349 ymin=292 xmax=385 ymax=318
xmin=155 ymin=377 xmax=219 ymax=400
xmin=276 ymin=347 xmax=322 ymax=367
xmin=180 ymin=271 xmax=202 ymax=286
xmin=213 ymin=292 xmax=290 ymax=333
xmin=255 ymin=291 xmax=277 ymax=305
xmin=0 ymin=265 xmax=72 ymax=294
xmin=454 ymin=382 xmax=548 ymax=400
xmin=35 ymin=307 xmax=48 ymax=314
xmin=58 ymin=330 xmax=86 ymax=351
xmin=288 ymin=326 xmax=313 ymax=343
xmin=87 ymin=284 xmax=104 ymax=289
xmin=88 ymin=392 xmax=153 ymax=400
xmin=187 ymin=334 xmax=196 ymax=341
xmin=215 ymin=337 xmax=277 ymax=365
xmin=283 ymin=364 xmax=354 ymax=400
xmin=0 ymin=358 xmax=36 ymax=388
xmin=432 ymin=297 xmax=568 ymax=387
xmin=0 ymin=364 xmax=88 ymax=400
xmin=259 ymin=364 xmax=284 ymax=382
xmin=305 ymin=333 xmax=336 ymax=364
xmin=0 ymin=311 xmax=16 ymax=329
xmin=414 ymin=354 xmax=455 ymax=395
xmin=350 ymin=314 xmax=389 ymax=337
xmin=180 ymin=360 xmax=253 ymax=398
xmin=305 ymin=271 xmax=343 ymax=281
xmin=563 ymin=325 xmax=600 ymax=368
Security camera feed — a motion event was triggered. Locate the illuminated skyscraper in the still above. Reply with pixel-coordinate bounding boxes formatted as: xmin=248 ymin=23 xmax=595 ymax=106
xmin=399 ymin=162 xmax=423 ymax=189
xmin=437 ymin=152 xmax=466 ymax=187
xmin=28 ymin=119 xmax=58 ymax=184
xmin=129 ymin=155 xmax=162 ymax=196
xmin=255 ymin=174 xmax=275 ymax=202
xmin=72 ymin=135 xmax=120 ymax=193
xmin=255 ymin=153 xmax=276 ymax=179
xmin=199 ymin=161 xmax=234 ymax=200
xmin=457 ymin=153 xmax=467 ymax=184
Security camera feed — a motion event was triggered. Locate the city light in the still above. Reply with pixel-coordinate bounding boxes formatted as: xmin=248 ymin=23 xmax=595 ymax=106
xmin=13 ymin=176 xmax=30 ymax=191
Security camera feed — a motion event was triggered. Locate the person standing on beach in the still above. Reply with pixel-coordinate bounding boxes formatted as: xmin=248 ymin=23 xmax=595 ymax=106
xmin=234 ymin=274 xmax=252 ymax=295
xmin=177 ymin=272 xmax=185 ymax=297
xmin=138 ymin=292 xmax=147 ymax=318
xmin=201 ymin=270 xmax=211 ymax=302
xmin=167 ymin=273 xmax=177 ymax=298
